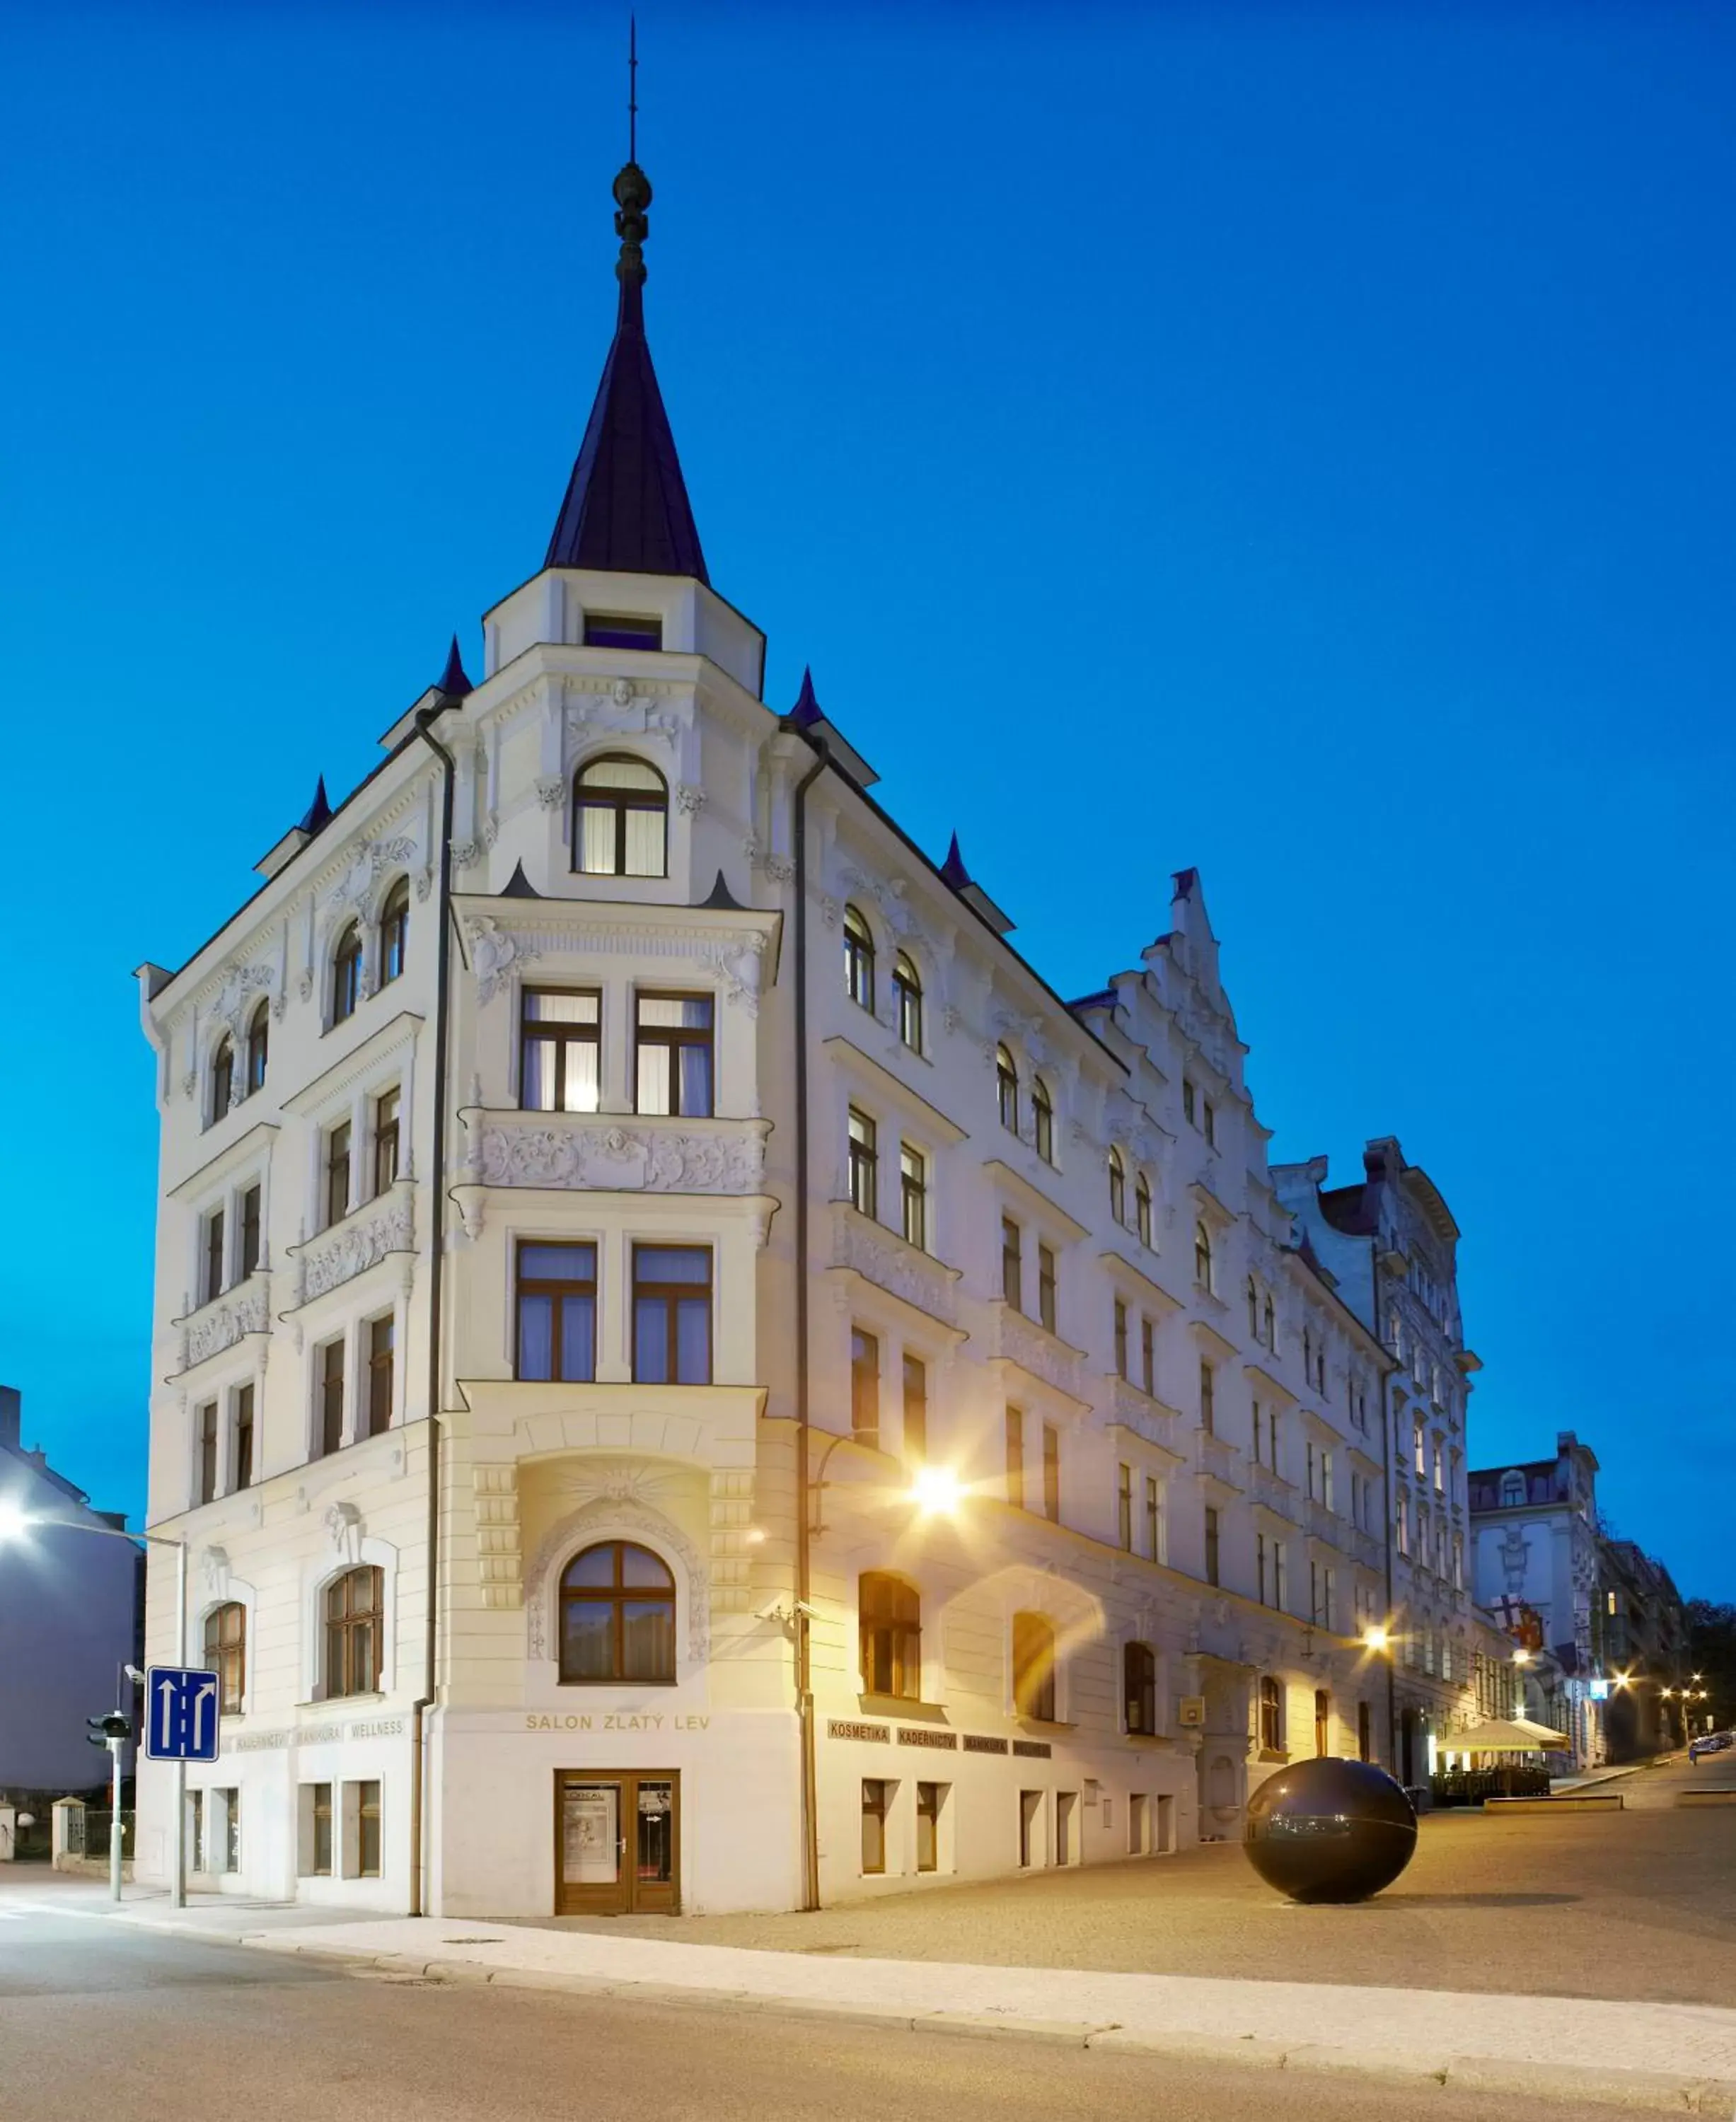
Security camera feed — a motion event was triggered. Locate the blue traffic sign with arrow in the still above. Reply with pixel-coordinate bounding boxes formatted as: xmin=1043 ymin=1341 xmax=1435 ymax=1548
xmin=144 ymin=1666 xmax=221 ymax=1762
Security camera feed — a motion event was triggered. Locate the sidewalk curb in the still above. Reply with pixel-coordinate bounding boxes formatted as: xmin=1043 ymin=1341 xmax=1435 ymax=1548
xmin=240 ymin=1935 xmax=1736 ymax=2113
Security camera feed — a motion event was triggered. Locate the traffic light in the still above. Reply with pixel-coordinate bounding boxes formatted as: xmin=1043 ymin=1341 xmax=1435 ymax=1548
xmin=86 ymin=1712 xmax=131 ymax=1748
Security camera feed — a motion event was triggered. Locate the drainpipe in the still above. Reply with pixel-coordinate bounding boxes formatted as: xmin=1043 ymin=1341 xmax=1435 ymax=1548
xmin=407 ymin=707 xmax=457 ymax=1918
xmin=786 ymin=730 xmax=830 ymax=1913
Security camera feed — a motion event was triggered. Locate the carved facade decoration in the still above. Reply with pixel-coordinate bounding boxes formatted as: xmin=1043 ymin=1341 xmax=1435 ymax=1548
xmin=831 ymin=1208 xmax=959 ymax=1325
xmin=479 ymin=1119 xmax=768 ymax=1195
xmin=296 ymin=1188 xmax=415 ymax=1304
xmin=181 ymin=1277 xmax=270 ymax=1371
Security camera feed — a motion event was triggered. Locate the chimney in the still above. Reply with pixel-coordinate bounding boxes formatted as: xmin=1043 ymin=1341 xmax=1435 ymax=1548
xmin=0 ymin=1385 xmax=19 ymax=1454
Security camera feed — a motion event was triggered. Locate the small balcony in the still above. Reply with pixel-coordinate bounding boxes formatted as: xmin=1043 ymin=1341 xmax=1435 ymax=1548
xmin=1103 ymin=1376 xmax=1186 ymax=1458
xmin=985 ymin=1303 xmax=1087 ymax=1405
xmin=289 ymin=1179 xmax=416 ymax=1308
xmin=1251 ymin=1465 xmax=1299 ymax=1520
xmin=1194 ymin=1429 xmax=1242 ymax=1491
xmin=830 ymin=1203 xmax=961 ymax=1328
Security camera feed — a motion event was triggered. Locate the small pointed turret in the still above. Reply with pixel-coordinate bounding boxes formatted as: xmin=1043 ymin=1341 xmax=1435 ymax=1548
xmin=789 ymin=665 xmax=823 ymax=729
xmin=544 ymin=155 xmax=709 ymax=583
xmin=938 ymin=832 xmax=973 ymax=891
xmin=297 ymin=777 xmax=333 ymax=835
xmin=937 ymin=830 xmax=1014 ymax=935
xmin=436 ymin=635 xmax=473 ymax=701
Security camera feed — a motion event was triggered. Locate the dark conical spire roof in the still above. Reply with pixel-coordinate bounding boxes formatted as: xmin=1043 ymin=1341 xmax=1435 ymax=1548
xmin=789 ymin=666 xmax=823 ymax=728
xmin=544 ymin=159 xmax=708 ymax=584
xmin=939 ymin=832 xmax=973 ymax=891
xmin=437 ymin=634 xmax=473 ymax=700
xmin=297 ymin=776 xmax=333 ymax=835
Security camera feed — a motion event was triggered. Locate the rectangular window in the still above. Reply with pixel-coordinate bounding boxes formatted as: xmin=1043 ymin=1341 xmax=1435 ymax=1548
xmin=847 ymin=1108 xmax=879 ymax=1219
xmin=1204 ymin=1505 xmax=1220 ymax=1587
xmin=1117 ymin=1463 xmax=1133 ymax=1550
xmin=1396 ymin=1491 xmax=1410 ymax=1557
xmin=902 ymin=1353 xmax=927 ymax=1466
xmin=515 ymin=1241 xmax=598 ymax=1382
xmin=202 ymin=1207 xmax=226 ymax=1304
xmin=1140 ymin=1316 xmax=1155 ymax=1396
xmin=1274 ymin=1541 xmax=1288 ymax=1614
xmin=1005 ymin=1405 xmax=1024 ymax=1507
xmin=1321 ymin=1450 xmax=1335 ymax=1512
xmin=520 ymin=990 xmax=602 ymax=1113
xmin=916 ymin=1781 xmax=944 ymax=1874
xmin=850 ymin=1327 xmax=880 ymax=1449
xmin=1306 ymin=1439 xmax=1317 ymax=1498
xmin=899 ymin=1143 xmax=927 ymax=1251
xmin=1199 ymin=1360 xmax=1215 ymax=1435
xmin=1358 ymin=1700 xmax=1372 ymax=1763
xmin=1203 ymin=1100 xmax=1216 ymax=1148
xmin=325 ymin=1121 xmax=352 ymax=1230
xmin=373 ymin=1087 xmax=400 ymax=1195
xmin=190 ymin=1788 xmax=204 ymax=1872
xmin=1145 ymin=1474 xmax=1161 ymax=1562
xmin=1182 ymin=1079 xmax=1196 ymax=1127
xmin=318 ymin=1340 xmax=345 ymax=1457
xmin=1253 ymin=1398 xmax=1265 ymax=1468
xmin=367 ymin=1315 xmax=394 ymax=1437
xmin=635 ymin=993 xmax=714 ymax=1118
xmin=1433 ymin=1441 xmax=1445 ymax=1495
xmin=861 ymin=1778 xmax=889 ymax=1877
xmin=1001 ymin=1217 xmax=1022 ymax=1311
xmin=1257 ymin=1531 xmax=1268 ymax=1608
xmin=1042 ymin=1422 xmax=1060 ymax=1524
xmin=219 ymin=1788 xmax=241 ymax=1872
xmin=583 ymin=612 xmax=662 ymax=651
xmin=1128 ymin=1792 xmax=1148 ymax=1856
xmin=632 ymin=1245 xmax=712 ymax=1384
xmin=1314 ymin=1688 xmax=1331 ymax=1758
xmin=197 ymin=1400 xmax=219 ymax=1504
xmin=1037 ymin=1245 xmax=1057 ymax=1333
xmin=306 ymin=1783 xmax=332 ymax=1877
xmin=232 ymin=1383 xmax=254 ymax=1492
xmin=1113 ymin=1299 xmax=1128 ymax=1380
xmin=356 ymin=1780 xmax=381 ymax=1879
xmin=1413 ymin=1418 xmax=1426 ymax=1476
xmin=1019 ymin=1789 xmax=1042 ymax=1869
xmin=238 ymin=1184 xmax=262 ymax=1280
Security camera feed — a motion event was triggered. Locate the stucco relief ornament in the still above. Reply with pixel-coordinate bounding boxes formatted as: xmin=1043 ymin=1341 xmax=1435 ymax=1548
xmin=325 ymin=1500 xmax=364 ymax=1565
xmin=763 ymin=854 xmax=794 ymax=883
xmin=466 ymin=917 xmax=538 ymax=1004
xmin=611 ymin=677 xmax=635 ymax=709
xmin=675 ymin=782 xmax=707 ymax=816
xmin=450 ymin=838 xmax=480 ymax=870
xmin=534 ymin=775 xmax=567 ymax=811
xmin=202 ymin=1546 xmax=231 ymax=1599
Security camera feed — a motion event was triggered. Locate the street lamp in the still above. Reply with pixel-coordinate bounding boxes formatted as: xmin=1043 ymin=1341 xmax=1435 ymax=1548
xmin=0 ymin=1507 xmax=192 ymax=1908
xmin=908 ymin=1465 xmax=963 ymax=1516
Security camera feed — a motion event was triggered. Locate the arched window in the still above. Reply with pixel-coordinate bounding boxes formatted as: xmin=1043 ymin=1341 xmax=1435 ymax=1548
xmin=860 ymin=1572 xmax=921 ymax=1700
xmin=1135 ymin=1176 xmax=1152 ymax=1248
xmin=1258 ymin=1673 xmax=1284 ymax=1752
xmin=378 ymin=877 xmax=410 ymax=987
xmin=1124 ymin=1640 xmax=1157 ymax=1736
xmin=209 ymin=1037 xmax=235 ymax=1124
xmin=1246 ymin=1276 xmax=1259 ymax=1338
xmin=1109 ymin=1147 xmax=1126 ymax=1224
xmin=1500 ymin=1471 xmax=1525 ymax=1509
xmin=892 ymin=951 xmax=922 ymax=1051
xmin=996 ymin=1045 xmax=1019 ymax=1134
xmin=245 ymin=1001 xmax=269 ymax=1096
xmin=204 ymin=1601 xmax=246 ymax=1715
xmin=843 ymin=905 xmax=876 ymax=1011
xmin=1012 ymin=1611 xmax=1056 ymax=1721
xmin=1193 ymin=1219 xmax=1213 ymax=1290
xmin=574 ymin=754 xmax=669 ymax=877
xmin=1031 ymin=1077 xmax=1054 ymax=1164
xmin=559 ymin=1540 xmax=676 ymax=1684
xmin=332 ymin=923 xmax=363 ymax=1026
xmin=324 ymin=1565 xmax=383 ymax=1698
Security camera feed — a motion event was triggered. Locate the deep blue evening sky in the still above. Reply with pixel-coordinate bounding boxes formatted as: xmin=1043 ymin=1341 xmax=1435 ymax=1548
xmin=3 ymin=4 xmax=1731 ymax=1596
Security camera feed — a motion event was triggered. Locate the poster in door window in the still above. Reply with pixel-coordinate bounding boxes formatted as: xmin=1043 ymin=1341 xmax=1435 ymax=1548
xmin=562 ymin=1783 xmax=619 ymax=1884
xmin=637 ymin=1780 xmax=673 ymax=1882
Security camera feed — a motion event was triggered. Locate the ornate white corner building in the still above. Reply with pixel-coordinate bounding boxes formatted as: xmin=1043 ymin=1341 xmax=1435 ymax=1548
xmin=134 ymin=146 xmax=1419 ymax=1919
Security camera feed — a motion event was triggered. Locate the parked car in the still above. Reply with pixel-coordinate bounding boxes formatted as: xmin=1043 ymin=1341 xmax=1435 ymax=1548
xmin=1689 ymin=1732 xmax=1732 ymax=1762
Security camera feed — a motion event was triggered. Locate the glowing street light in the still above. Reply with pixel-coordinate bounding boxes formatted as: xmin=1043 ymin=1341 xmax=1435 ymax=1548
xmin=909 ymin=1465 xmax=963 ymax=1516
xmin=1512 ymin=1648 xmax=1532 ymax=1666
xmin=1362 ymin=1625 xmax=1390 ymax=1654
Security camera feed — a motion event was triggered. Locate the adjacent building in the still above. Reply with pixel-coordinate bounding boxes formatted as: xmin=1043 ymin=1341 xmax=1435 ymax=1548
xmin=1598 ymin=1538 xmax=1686 ymax=1758
xmin=1274 ymin=1140 xmax=1479 ymax=1783
xmin=1469 ymin=1431 xmax=1607 ymax=1768
xmin=132 ymin=146 xmax=1399 ymax=1918
xmin=0 ymin=1386 xmax=142 ymax=1799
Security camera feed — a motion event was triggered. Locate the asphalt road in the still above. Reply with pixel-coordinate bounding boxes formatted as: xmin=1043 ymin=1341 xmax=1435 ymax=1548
xmin=518 ymin=1752 xmax=1736 ymax=2007
xmin=0 ymin=1902 xmax=1648 ymax=2122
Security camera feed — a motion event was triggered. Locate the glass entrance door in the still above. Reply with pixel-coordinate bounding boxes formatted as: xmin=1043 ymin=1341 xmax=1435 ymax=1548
xmin=555 ymin=1771 xmax=680 ymax=1915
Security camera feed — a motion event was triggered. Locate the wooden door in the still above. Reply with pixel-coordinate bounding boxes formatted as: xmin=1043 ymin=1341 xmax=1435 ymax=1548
xmin=555 ymin=1770 xmax=680 ymax=1915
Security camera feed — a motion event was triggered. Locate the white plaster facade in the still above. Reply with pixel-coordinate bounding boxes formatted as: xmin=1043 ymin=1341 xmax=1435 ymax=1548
xmin=132 ymin=158 xmax=1403 ymax=1919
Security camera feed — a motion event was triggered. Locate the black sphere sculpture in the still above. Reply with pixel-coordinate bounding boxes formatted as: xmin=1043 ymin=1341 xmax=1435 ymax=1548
xmin=1243 ymin=1758 xmax=1418 ymax=1903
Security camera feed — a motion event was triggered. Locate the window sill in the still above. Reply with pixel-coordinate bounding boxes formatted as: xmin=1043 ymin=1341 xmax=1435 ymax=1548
xmin=300 ymin=1692 xmax=386 ymax=1712
xmin=860 ymin=1695 xmax=947 ymax=1721
xmin=1256 ymin=1747 xmax=1290 ymax=1765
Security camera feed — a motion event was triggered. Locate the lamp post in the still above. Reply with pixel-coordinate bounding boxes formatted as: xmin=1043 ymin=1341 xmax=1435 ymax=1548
xmin=1360 ymin=1625 xmax=1398 ymax=1779
xmin=0 ymin=1501 xmax=190 ymax=1908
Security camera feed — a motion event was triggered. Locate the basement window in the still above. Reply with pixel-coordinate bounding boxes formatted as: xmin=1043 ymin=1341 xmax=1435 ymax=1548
xmin=584 ymin=613 xmax=663 ymax=651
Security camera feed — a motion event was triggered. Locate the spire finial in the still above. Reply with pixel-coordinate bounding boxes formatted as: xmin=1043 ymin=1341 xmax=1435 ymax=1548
xmin=628 ymin=15 xmax=639 ymax=164
xmin=613 ymin=19 xmax=650 ymax=290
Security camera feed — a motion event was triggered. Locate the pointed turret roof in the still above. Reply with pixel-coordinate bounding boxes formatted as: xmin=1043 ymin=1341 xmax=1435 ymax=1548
xmin=544 ymin=158 xmax=708 ymax=583
xmin=297 ymin=777 xmax=333 ymax=835
xmin=938 ymin=832 xmax=973 ymax=891
xmin=789 ymin=665 xmax=823 ymax=729
xmin=437 ymin=634 xmax=473 ymax=700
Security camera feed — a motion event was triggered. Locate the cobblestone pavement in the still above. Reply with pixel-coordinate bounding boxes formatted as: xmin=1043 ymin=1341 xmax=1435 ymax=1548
xmin=510 ymin=1753 xmax=1736 ymax=2007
